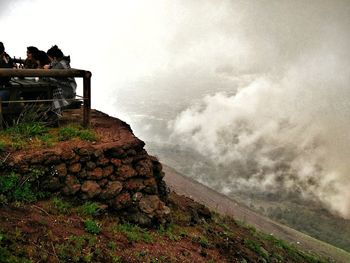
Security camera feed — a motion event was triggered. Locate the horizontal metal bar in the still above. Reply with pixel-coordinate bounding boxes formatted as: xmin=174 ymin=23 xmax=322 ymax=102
xmin=0 ymin=98 xmax=86 ymax=103
xmin=0 ymin=69 xmax=91 ymax=78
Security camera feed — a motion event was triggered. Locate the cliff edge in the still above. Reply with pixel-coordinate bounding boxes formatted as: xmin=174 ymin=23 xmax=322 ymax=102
xmin=2 ymin=109 xmax=169 ymax=226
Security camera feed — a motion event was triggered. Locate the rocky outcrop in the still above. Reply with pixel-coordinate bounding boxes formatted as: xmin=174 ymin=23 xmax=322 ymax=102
xmin=2 ymin=110 xmax=170 ymax=226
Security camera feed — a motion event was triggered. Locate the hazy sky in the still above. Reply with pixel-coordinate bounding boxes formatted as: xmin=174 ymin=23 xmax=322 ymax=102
xmin=1 ymin=0 xmax=350 ymax=218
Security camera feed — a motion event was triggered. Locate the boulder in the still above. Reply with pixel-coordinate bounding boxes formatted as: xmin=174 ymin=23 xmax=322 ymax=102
xmin=55 ymin=163 xmax=67 ymax=177
xmin=113 ymin=192 xmax=131 ymax=209
xmin=86 ymin=161 xmax=97 ymax=170
xmin=100 ymin=181 xmax=123 ymax=200
xmin=97 ymin=156 xmax=109 ymax=166
xmin=63 ymin=175 xmax=81 ymax=195
xmin=68 ymin=163 xmax=81 ymax=173
xmin=81 ymin=180 xmax=101 ymax=198
xmin=117 ymin=165 xmax=137 ymax=180
xmin=135 ymin=159 xmax=153 ymax=177
xmin=87 ymin=167 xmax=104 ymax=180
xmin=124 ymin=178 xmax=145 ymax=191
xmin=110 ymin=158 xmax=122 ymax=167
xmin=103 ymin=165 xmax=114 ymax=177
xmin=139 ymin=195 xmax=161 ymax=215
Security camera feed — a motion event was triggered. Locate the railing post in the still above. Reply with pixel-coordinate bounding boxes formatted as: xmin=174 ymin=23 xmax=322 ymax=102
xmin=83 ymin=71 xmax=92 ymax=128
xmin=0 ymin=98 xmax=3 ymax=130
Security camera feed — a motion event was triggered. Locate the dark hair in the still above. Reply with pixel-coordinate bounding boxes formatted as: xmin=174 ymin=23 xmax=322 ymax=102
xmin=0 ymin=42 xmax=4 ymax=54
xmin=27 ymin=46 xmax=39 ymax=55
xmin=47 ymin=45 xmax=64 ymax=59
xmin=33 ymin=50 xmax=50 ymax=67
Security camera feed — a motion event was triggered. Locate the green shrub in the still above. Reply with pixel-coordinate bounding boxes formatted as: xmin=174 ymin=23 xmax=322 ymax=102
xmin=84 ymin=219 xmax=101 ymax=234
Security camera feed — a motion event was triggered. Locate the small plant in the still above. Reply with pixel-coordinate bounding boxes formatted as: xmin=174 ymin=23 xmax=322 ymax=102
xmin=198 ymin=236 xmax=210 ymax=248
xmin=107 ymin=241 xmax=117 ymax=251
xmin=0 ymin=141 xmax=6 ymax=152
xmin=111 ymin=255 xmax=122 ymax=263
xmin=79 ymin=202 xmax=100 ymax=217
xmin=84 ymin=219 xmax=101 ymax=234
xmin=29 ymin=168 xmax=45 ymax=181
xmin=56 ymin=235 xmax=86 ymax=261
xmin=157 ymin=224 xmax=186 ymax=241
xmin=192 ymin=235 xmax=210 ymax=248
xmin=245 ymin=238 xmax=261 ymax=252
xmin=52 ymin=197 xmax=71 ymax=214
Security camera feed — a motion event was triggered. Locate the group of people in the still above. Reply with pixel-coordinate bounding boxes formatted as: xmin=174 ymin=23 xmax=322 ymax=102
xmin=0 ymin=42 xmax=76 ymax=110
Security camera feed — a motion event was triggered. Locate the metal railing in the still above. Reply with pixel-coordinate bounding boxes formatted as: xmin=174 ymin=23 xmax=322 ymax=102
xmin=0 ymin=68 xmax=91 ymax=127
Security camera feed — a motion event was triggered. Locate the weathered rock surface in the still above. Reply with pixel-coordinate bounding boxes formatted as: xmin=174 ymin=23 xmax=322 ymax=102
xmin=3 ymin=110 xmax=170 ymax=226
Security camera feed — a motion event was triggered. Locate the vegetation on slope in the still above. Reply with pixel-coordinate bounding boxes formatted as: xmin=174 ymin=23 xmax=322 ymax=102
xmin=0 ymin=188 xmax=329 ymax=262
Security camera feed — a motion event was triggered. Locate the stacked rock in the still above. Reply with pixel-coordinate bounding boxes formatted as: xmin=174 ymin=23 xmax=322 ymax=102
xmin=6 ymin=142 xmax=170 ymax=226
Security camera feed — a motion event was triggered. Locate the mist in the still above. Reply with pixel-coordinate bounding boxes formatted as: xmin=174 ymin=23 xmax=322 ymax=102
xmin=1 ymin=1 xmax=350 ymax=218
xmin=168 ymin=1 xmax=350 ymax=218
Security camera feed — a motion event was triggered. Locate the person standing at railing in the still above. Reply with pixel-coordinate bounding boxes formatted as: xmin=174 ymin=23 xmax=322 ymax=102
xmin=0 ymin=42 xmax=13 ymax=100
xmin=44 ymin=45 xmax=77 ymax=111
xmin=33 ymin=50 xmax=50 ymax=69
xmin=24 ymin=46 xmax=39 ymax=69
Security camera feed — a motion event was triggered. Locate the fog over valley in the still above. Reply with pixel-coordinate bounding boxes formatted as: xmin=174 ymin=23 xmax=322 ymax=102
xmin=2 ymin=0 xmax=350 ymax=221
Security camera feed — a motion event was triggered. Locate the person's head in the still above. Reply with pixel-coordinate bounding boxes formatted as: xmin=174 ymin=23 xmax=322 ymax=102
xmin=0 ymin=42 xmax=4 ymax=54
xmin=26 ymin=46 xmax=39 ymax=60
xmin=33 ymin=50 xmax=50 ymax=68
xmin=47 ymin=45 xmax=64 ymax=62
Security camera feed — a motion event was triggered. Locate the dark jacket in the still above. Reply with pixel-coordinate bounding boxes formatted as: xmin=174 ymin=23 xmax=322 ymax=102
xmin=0 ymin=52 xmax=13 ymax=85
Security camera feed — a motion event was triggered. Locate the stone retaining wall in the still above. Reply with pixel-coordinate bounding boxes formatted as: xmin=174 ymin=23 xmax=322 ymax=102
xmin=4 ymin=141 xmax=170 ymax=226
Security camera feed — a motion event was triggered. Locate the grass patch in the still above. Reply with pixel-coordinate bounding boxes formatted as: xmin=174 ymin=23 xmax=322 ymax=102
xmin=157 ymin=224 xmax=187 ymax=241
xmin=113 ymin=223 xmax=153 ymax=243
xmin=58 ymin=125 xmax=97 ymax=141
xmin=0 ymin=122 xmax=97 ymax=150
xmin=5 ymin=122 xmax=48 ymax=138
xmin=52 ymin=197 xmax=71 ymax=214
xmin=262 ymin=233 xmax=326 ymax=263
xmin=0 ymin=172 xmax=46 ymax=204
xmin=0 ymin=122 xmax=48 ymax=150
xmin=56 ymin=235 xmax=97 ymax=262
xmin=79 ymin=202 xmax=100 ymax=217
xmin=84 ymin=219 xmax=101 ymax=235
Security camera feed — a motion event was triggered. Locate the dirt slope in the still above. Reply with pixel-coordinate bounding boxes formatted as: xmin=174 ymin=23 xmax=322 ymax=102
xmin=163 ymin=165 xmax=350 ymax=263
